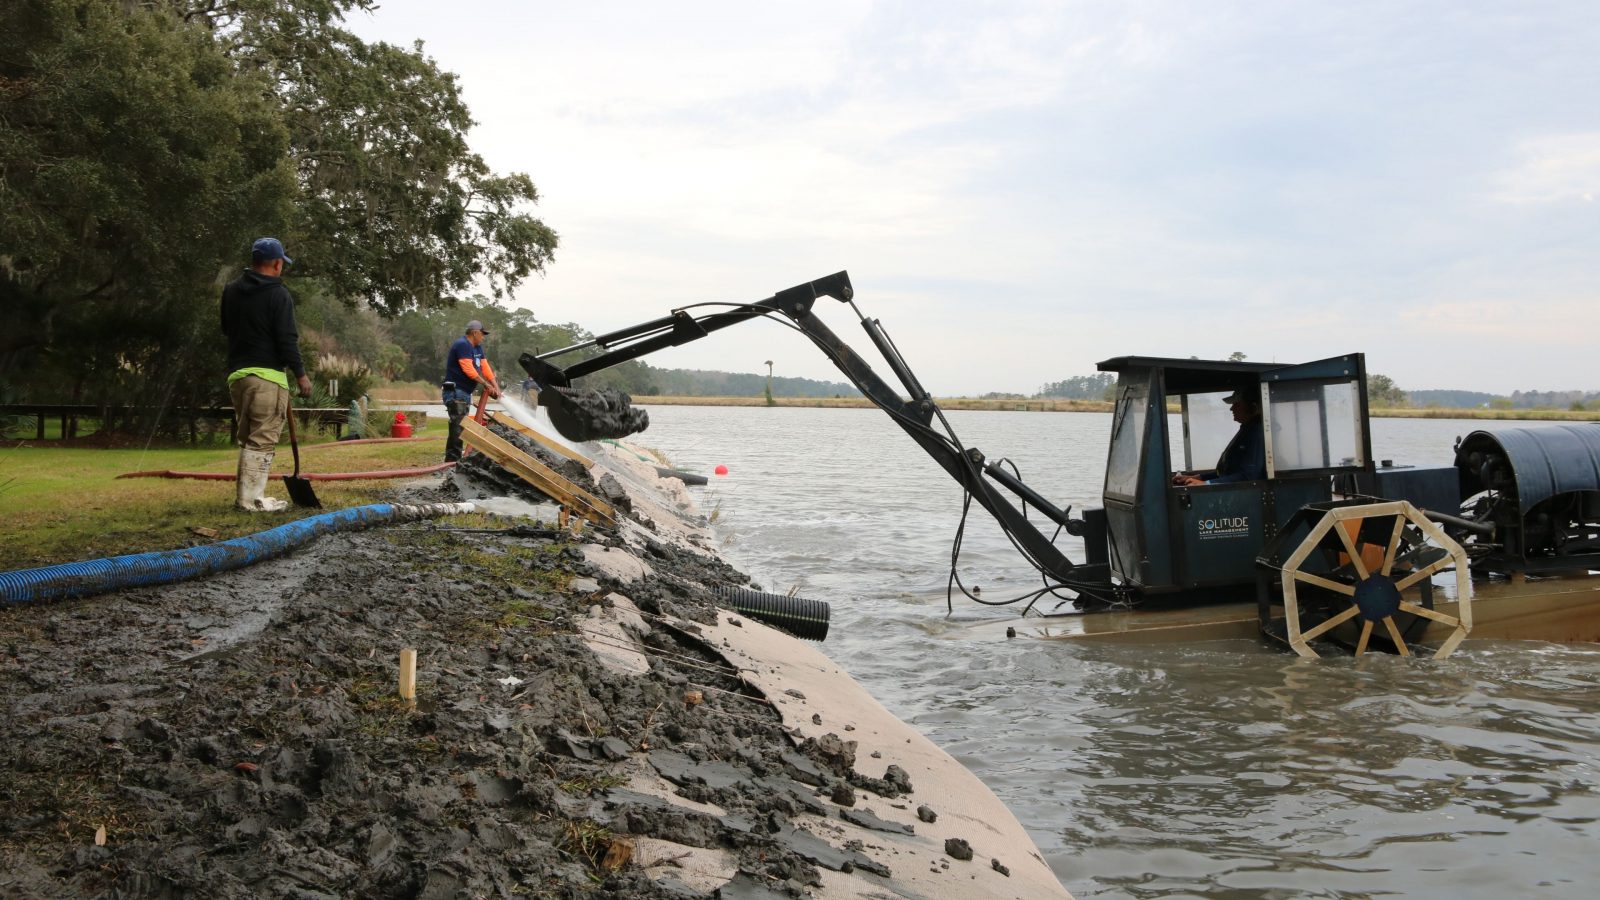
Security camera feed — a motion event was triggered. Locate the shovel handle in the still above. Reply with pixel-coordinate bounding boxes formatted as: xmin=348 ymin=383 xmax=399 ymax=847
xmin=286 ymin=393 xmax=303 ymax=477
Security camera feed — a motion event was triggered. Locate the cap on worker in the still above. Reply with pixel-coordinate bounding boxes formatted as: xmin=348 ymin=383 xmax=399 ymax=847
xmin=251 ymin=237 xmax=292 ymax=266
xmin=1222 ymin=388 xmax=1258 ymax=405
xmin=465 ymin=320 xmax=490 ymax=335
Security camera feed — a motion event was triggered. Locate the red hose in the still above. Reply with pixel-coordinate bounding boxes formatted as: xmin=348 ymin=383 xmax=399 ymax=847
xmin=301 ymin=436 xmax=435 ymax=450
xmin=118 ymin=463 xmax=455 ymax=481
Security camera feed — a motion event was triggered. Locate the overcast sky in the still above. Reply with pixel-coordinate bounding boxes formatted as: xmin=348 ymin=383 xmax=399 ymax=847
xmin=348 ymin=1 xmax=1600 ymax=396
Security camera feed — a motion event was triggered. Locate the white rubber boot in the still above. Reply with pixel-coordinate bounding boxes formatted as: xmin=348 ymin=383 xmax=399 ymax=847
xmin=234 ymin=450 xmax=251 ymax=510
xmin=237 ymin=449 xmax=289 ymax=512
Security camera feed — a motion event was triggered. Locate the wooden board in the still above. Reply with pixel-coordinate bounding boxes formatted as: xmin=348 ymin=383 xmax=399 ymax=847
xmin=461 ymin=418 xmax=615 ymax=527
xmin=489 ymin=411 xmax=592 ymax=465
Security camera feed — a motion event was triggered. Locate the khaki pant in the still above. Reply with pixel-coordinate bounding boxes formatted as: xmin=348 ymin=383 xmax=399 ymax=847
xmin=230 ymin=375 xmax=289 ymax=452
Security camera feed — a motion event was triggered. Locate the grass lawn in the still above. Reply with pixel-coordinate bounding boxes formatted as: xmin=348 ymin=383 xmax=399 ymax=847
xmin=0 ymin=434 xmax=452 ymax=571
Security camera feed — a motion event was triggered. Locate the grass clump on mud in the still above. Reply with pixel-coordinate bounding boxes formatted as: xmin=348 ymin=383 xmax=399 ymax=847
xmin=380 ymin=531 xmax=576 ymax=643
xmin=0 ymin=758 xmax=153 ymax=856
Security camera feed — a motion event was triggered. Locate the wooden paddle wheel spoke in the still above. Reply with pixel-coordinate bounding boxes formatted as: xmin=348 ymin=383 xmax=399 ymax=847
xmin=1396 ymin=600 xmax=1460 ymax=628
xmin=1298 ymin=604 xmax=1361 ymax=642
xmin=1382 ymin=616 xmax=1412 ymax=656
xmin=1379 ymin=517 xmax=1406 ymax=578
xmin=1334 ymin=520 xmax=1371 ymax=580
xmin=1393 ymin=555 xmax=1454 ymax=592
xmin=1354 ymin=620 xmax=1374 ymax=655
xmin=1291 ymin=570 xmax=1357 ymax=597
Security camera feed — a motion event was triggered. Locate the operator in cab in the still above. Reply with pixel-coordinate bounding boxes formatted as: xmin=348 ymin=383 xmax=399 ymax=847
xmin=1173 ymin=389 xmax=1266 ymax=486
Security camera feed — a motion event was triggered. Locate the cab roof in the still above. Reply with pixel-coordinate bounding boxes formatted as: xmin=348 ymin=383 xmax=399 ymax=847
xmin=1096 ymin=355 xmax=1281 ymax=396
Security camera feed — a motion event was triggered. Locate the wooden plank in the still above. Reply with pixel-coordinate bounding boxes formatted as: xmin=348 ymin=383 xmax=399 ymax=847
xmin=461 ymin=418 xmax=616 ymax=526
xmin=490 ymin=411 xmax=592 ymax=465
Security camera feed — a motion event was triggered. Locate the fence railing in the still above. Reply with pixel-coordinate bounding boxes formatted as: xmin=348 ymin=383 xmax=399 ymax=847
xmin=0 ymin=405 xmax=351 ymax=442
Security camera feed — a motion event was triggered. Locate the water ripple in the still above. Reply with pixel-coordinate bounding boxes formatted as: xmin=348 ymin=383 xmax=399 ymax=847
xmin=640 ymin=406 xmax=1600 ymax=897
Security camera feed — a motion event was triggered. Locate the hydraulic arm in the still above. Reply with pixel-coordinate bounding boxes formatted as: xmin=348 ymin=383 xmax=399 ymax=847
xmin=521 ymin=272 xmax=1113 ymax=598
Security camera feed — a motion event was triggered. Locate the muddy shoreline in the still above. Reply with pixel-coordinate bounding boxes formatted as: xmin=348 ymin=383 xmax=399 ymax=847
xmin=0 ymin=424 xmax=1067 ymax=898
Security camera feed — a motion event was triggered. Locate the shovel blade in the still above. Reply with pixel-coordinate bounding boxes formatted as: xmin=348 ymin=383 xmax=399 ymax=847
xmin=282 ymin=475 xmax=322 ymax=508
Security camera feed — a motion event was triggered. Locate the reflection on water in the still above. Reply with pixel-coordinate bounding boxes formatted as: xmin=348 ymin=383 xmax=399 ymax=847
xmin=638 ymin=405 xmax=1600 ymax=897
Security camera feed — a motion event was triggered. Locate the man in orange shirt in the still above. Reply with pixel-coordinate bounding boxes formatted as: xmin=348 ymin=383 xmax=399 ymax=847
xmin=441 ymin=320 xmax=501 ymax=462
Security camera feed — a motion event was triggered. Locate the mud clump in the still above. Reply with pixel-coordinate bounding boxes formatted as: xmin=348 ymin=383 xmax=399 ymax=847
xmin=0 ymin=459 xmax=868 ymax=897
xmin=546 ymin=386 xmax=650 ymax=442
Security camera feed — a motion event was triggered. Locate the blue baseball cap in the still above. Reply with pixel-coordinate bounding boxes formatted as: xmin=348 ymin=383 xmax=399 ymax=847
xmin=251 ymin=237 xmax=293 ymax=265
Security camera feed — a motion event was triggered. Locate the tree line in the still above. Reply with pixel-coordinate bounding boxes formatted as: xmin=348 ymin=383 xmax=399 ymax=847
xmin=1035 ymin=371 xmax=1600 ymax=411
xmin=1 ymin=0 xmax=559 ymax=433
xmin=1034 ymin=370 xmax=1413 ymax=407
xmin=642 ymin=368 xmax=856 ymax=398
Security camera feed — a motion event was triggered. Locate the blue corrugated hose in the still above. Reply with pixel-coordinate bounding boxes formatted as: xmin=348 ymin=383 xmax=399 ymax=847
xmin=0 ymin=502 xmax=473 ymax=606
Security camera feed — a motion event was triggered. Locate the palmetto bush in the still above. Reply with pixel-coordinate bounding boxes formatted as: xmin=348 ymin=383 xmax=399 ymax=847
xmin=311 ymin=354 xmax=376 ymax=406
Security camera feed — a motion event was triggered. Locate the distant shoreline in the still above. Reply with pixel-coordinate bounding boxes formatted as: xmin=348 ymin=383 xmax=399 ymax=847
xmin=631 ymin=395 xmax=1600 ymax=421
xmin=363 ymin=387 xmax=1600 ymax=422
xmin=632 ymin=395 xmax=1108 ymax=412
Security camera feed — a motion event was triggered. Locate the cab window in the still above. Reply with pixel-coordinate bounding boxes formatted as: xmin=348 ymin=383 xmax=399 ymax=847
xmin=1175 ymin=391 xmax=1238 ymax=473
xmin=1105 ymin=374 xmax=1150 ymax=499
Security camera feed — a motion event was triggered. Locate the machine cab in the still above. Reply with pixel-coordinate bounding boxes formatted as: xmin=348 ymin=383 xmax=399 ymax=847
xmin=1097 ymin=354 xmax=1373 ymax=603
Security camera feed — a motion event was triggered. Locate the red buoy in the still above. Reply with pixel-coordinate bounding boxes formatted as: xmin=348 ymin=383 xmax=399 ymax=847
xmin=714 ymin=464 xmax=729 ymax=476
xmin=391 ymin=411 xmax=413 ymax=438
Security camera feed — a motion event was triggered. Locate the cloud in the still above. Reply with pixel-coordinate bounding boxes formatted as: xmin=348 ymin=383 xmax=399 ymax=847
xmin=1399 ymin=295 xmax=1600 ymax=340
xmin=1494 ymin=133 xmax=1600 ymax=205
xmin=348 ymin=1 xmax=1600 ymax=395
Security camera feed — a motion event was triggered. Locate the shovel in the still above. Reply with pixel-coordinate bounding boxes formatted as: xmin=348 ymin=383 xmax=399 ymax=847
xmin=282 ymin=396 xmax=322 ymax=508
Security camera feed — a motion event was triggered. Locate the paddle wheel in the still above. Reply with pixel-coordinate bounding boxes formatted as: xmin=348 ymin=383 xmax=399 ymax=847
xmin=1263 ymin=500 xmax=1471 ymax=658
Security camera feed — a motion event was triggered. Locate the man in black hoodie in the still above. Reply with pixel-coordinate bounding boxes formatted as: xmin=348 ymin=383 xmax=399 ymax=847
xmin=220 ymin=237 xmax=313 ymax=512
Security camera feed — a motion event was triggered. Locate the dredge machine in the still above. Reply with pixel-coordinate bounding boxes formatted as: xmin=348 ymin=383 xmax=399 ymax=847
xmin=520 ymin=272 xmax=1600 ymax=657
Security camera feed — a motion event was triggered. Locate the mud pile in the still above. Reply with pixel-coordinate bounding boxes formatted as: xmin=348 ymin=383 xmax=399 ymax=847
xmin=543 ymin=386 xmax=650 ymax=442
xmin=0 ymin=431 xmax=1066 ymax=898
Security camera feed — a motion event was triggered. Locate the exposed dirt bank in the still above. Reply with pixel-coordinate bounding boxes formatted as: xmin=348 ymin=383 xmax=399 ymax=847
xmin=0 ymin=424 xmax=1066 ymax=898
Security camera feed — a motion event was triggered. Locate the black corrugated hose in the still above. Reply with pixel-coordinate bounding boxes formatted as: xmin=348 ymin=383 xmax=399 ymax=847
xmin=715 ymin=585 xmax=830 ymax=641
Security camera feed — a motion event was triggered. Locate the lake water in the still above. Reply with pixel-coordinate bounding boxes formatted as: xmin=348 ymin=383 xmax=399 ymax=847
xmin=635 ymin=405 xmax=1600 ymax=898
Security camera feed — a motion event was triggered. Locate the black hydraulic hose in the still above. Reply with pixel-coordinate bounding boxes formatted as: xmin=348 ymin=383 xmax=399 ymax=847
xmin=1421 ymin=508 xmax=1495 ymax=537
xmin=943 ymin=480 xmax=1113 ymax=612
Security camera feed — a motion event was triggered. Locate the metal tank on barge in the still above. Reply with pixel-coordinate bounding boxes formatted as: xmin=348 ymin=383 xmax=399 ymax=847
xmin=517 ymin=271 xmax=1600 ymax=659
